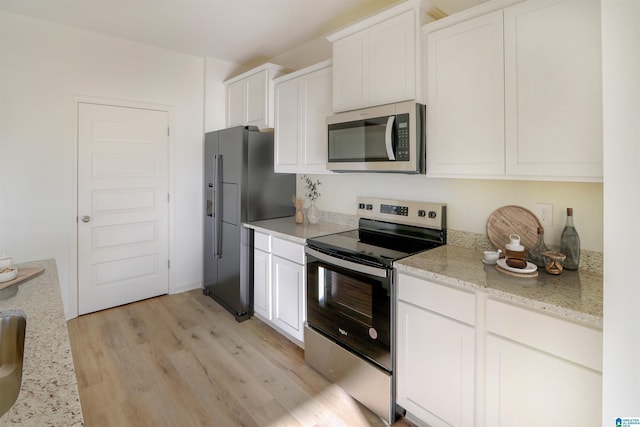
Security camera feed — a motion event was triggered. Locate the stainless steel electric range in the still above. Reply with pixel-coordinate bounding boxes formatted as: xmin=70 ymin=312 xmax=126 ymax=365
xmin=304 ymin=197 xmax=447 ymax=425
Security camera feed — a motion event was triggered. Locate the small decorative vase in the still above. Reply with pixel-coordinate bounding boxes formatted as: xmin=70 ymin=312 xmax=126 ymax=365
xmin=295 ymin=209 xmax=304 ymax=224
xmin=307 ymin=203 xmax=319 ymax=224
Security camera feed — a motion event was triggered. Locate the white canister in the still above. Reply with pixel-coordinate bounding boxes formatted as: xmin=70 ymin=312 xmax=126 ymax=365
xmin=505 ymin=234 xmax=525 ymax=252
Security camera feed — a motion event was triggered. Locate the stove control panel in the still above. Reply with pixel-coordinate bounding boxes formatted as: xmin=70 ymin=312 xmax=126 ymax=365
xmin=356 ymin=197 xmax=446 ymax=230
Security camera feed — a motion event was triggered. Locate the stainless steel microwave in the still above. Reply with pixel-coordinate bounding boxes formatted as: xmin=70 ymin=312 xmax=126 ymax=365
xmin=326 ymin=101 xmax=425 ymax=173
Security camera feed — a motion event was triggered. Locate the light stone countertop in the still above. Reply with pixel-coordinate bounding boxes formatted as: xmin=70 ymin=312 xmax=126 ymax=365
xmin=245 ymin=217 xmax=603 ymax=328
xmin=0 ymin=259 xmax=83 ymax=426
xmin=395 ymin=245 xmax=603 ymax=328
xmin=245 ymin=216 xmax=355 ymax=244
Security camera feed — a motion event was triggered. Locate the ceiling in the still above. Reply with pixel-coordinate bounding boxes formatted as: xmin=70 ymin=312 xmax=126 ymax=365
xmin=0 ymin=0 xmax=488 ymax=66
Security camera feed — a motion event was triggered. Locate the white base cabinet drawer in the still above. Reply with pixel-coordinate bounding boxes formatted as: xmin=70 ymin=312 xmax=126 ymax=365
xmin=397 ymin=273 xmax=475 ymax=325
xmin=254 ymin=231 xmax=271 ymax=252
xmin=486 ymin=298 xmax=602 ymax=371
xmin=272 ymin=236 xmax=305 ymax=265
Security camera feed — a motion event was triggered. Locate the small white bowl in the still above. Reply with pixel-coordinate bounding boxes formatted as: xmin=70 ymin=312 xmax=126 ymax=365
xmin=0 ymin=267 xmax=18 ymax=283
xmin=483 ymin=250 xmax=500 ymax=264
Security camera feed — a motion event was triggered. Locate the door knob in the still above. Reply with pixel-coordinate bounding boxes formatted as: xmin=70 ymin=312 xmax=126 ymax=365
xmin=81 ymin=215 xmax=91 ymax=223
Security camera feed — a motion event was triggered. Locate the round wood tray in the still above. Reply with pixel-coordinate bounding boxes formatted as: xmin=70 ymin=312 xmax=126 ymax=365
xmin=486 ymin=205 xmax=542 ymax=251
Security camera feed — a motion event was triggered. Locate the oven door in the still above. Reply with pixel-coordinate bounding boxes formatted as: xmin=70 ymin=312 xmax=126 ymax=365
xmin=305 ymin=247 xmax=392 ymax=372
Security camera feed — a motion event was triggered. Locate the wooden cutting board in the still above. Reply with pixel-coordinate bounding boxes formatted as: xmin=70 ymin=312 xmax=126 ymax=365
xmin=486 ymin=205 xmax=542 ymax=251
xmin=0 ymin=267 xmax=45 ymax=290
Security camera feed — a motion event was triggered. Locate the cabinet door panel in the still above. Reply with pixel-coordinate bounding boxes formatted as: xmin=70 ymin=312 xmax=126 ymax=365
xmin=274 ymin=79 xmax=300 ymax=171
xmin=369 ymin=10 xmax=415 ymax=106
xmin=253 ymin=249 xmax=271 ymax=320
xmin=332 ymin=32 xmax=369 ymax=112
xmin=426 ymin=11 xmax=505 ymax=176
xmin=272 ymin=255 xmax=304 ymax=342
xmin=486 ymin=334 xmax=602 ymax=425
xmin=397 ymin=301 xmax=475 ymax=426
xmin=302 ymin=68 xmax=332 ymax=170
xmin=504 ymin=0 xmax=602 ymax=179
xmin=227 ymin=80 xmax=245 ymax=127
xmin=246 ymin=71 xmax=268 ymax=127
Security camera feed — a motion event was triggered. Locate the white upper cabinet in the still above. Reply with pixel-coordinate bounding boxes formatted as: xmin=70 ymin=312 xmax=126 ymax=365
xmin=504 ymin=0 xmax=602 ymax=179
xmin=424 ymin=0 xmax=602 ymax=182
xmin=328 ymin=3 xmax=422 ymax=112
xmin=368 ymin=11 xmax=416 ymax=107
xmin=426 ymin=11 xmax=505 ymax=176
xmin=274 ymin=61 xmax=333 ymax=174
xmin=332 ymin=32 xmax=369 ymax=112
xmin=224 ymin=63 xmax=289 ymax=129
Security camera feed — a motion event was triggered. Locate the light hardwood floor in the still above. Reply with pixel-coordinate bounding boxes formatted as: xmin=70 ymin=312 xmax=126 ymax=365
xmin=67 ymin=290 xmax=416 ymax=427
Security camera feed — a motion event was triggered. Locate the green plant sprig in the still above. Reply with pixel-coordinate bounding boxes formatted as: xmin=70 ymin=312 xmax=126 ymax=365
xmin=301 ymin=175 xmax=321 ymax=203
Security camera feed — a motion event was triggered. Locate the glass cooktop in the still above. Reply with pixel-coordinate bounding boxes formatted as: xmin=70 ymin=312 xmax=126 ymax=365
xmin=306 ymin=219 xmax=445 ymax=268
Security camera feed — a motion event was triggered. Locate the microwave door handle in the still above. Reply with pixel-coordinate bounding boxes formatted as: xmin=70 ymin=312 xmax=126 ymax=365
xmin=385 ymin=116 xmax=396 ymax=160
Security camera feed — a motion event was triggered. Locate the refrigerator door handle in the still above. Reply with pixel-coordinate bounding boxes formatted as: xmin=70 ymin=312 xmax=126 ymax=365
xmin=215 ymin=154 xmax=223 ymax=259
xmin=212 ymin=155 xmax=218 ymax=258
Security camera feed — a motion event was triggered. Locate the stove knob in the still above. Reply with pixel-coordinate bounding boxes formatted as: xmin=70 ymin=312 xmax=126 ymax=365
xmin=366 ymin=204 xmax=373 ymax=210
xmin=358 ymin=203 xmax=365 ymax=209
xmin=428 ymin=211 xmax=437 ymax=219
xmin=418 ymin=209 xmax=426 ymax=217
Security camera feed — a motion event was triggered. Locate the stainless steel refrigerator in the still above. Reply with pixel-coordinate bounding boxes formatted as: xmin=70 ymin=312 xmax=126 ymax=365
xmin=203 ymin=126 xmax=295 ymax=321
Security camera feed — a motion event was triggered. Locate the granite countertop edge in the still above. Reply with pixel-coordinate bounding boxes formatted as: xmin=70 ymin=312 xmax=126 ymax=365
xmin=0 ymin=259 xmax=84 ymax=426
xmin=245 ymin=216 xmax=355 ymax=243
xmin=396 ymin=245 xmax=603 ymax=329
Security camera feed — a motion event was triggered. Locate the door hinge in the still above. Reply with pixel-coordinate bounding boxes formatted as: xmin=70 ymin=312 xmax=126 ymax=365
xmin=168 ymin=259 xmax=170 ymax=269
xmin=167 ymin=127 xmax=170 ymax=136
xmin=167 ymin=193 xmax=170 ymax=202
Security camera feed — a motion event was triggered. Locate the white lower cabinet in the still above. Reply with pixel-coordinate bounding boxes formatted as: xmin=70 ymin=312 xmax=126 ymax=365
xmin=272 ymin=254 xmax=304 ymax=343
xmin=251 ymin=229 xmax=305 ymax=347
xmin=397 ymin=273 xmax=476 ymax=427
xmin=396 ymin=272 xmax=602 ymax=427
xmin=484 ymin=299 xmax=602 ymax=426
xmin=252 ymin=231 xmax=271 ymax=320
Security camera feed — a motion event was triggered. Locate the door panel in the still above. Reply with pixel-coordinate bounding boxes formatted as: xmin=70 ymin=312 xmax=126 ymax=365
xmin=78 ymin=102 xmax=169 ymax=315
xmin=221 ymin=183 xmax=238 ymax=225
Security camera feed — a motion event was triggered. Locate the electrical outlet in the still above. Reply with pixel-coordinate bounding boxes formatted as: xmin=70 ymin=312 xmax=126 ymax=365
xmin=534 ymin=203 xmax=553 ymax=227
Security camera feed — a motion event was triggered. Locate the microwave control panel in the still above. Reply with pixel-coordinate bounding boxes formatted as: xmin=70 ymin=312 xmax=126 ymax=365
xmin=395 ymin=113 xmax=410 ymax=161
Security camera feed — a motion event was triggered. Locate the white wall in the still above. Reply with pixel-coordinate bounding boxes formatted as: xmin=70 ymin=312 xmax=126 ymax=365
xmin=601 ymin=0 xmax=640 ymax=422
xmin=204 ymin=57 xmax=241 ymax=132
xmin=300 ymin=173 xmax=603 ymax=252
xmin=0 ymin=11 xmax=209 ymax=318
xmin=269 ymin=36 xmax=333 ymax=71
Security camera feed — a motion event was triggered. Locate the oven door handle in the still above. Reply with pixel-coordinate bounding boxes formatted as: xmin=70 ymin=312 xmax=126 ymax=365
xmin=305 ymin=247 xmax=388 ymax=278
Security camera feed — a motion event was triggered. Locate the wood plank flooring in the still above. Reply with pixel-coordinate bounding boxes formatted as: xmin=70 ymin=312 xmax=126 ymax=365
xmin=67 ymin=290 xmax=416 ymax=427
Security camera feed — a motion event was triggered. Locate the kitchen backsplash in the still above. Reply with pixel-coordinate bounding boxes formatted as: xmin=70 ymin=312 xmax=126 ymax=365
xmin=314 ymin=209 xmax=603 ymax=274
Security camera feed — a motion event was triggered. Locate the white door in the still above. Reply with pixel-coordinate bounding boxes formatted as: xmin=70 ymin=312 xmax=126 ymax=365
xmin=77 ymin=102 xmax=169 ymax=315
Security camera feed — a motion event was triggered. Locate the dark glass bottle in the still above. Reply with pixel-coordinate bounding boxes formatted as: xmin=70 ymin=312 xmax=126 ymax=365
xmin=560 ymin=208 xmax=581 ymax=270
xmin=528 ymin=226 xmax=549 ymax=268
